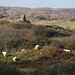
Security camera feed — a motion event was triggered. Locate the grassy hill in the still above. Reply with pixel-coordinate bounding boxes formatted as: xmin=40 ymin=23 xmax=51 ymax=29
xmin=0 ymin=20 xmax=75 ymax=53
xmin=0 ymin=46 xmax=75 ymax=75
xmin=0 ymin=7 xmax=75 ymax=74
xmin=32 ymin=20 xmax=75 ymax=30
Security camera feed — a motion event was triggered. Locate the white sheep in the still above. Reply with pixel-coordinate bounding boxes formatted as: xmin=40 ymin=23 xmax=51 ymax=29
xmin=13 ymin=57 xmax=18 ymax=62
xmin=35 ymin=45 xmax=40 ymax=49
xmin=2 ymin=51 xmax=7 ymax=57
xmin=63 ymin=49 xmax=71 ymax=52
xmin=22 ymin=49 xmax=25 ymax=52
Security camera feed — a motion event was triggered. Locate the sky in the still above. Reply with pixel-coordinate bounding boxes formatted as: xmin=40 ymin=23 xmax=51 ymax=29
xmin=0 ymin=0 xmax=75 ymax=8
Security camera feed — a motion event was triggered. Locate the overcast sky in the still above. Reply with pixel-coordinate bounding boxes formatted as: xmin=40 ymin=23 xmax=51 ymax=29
xmin=0 ymin=0 xmax=75 ymax=8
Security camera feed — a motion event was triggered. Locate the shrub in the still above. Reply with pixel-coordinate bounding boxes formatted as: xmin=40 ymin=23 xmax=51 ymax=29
xmin=35 ymin=15 xmax=47 ymax=20
xmin=7 ymin=22 xmax=33 ymax=29
xmin=50 ymin=49 xmax=63 ymax=58
xmin=15 ymin=62 xmax=75 ymax=75
xmin=70 ymin=56 xmax=75 ymax=61
xmin=50 ymin=49 xmax=71 ymax=59
xmin=65 ymin=42 xmax=75 ymax=50
xmin=0 ymin=20 xmax=10 ymax=25
xmin=0 ymin=61 xmax=21 ymax=75
xmin=57 ymin=52 xmax=71 ymax=59
xmin=31 ymin=25 xmax=60 ymax=38
xmin=8 ymin=16 xmax=14 ymax=20
xmin=70 ymin=18 xmax=75 ymax=22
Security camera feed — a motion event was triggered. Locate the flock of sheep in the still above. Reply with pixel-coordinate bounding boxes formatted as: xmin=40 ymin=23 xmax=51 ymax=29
xmin=1 ymin=45 xmax=71 ymax=62
xmin=2 ymin=51 xmax=18 ymax=62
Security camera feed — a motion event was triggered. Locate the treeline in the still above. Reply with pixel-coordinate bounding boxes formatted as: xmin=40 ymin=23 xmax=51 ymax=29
xmin=0 ymin=6 xmax=75 ymax=21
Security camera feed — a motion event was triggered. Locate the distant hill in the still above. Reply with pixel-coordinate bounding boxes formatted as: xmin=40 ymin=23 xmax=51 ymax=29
xmin=0 ymin=6 xmax=75 ymax=21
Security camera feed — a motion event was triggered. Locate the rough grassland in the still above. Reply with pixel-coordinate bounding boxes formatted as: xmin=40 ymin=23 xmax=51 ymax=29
xmin=32 ymin=20 xmax=75 ymax=30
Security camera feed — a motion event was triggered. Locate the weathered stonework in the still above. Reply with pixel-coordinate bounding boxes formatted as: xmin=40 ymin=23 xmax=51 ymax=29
xmin=21 ymin=15 xmax=26 ymax=22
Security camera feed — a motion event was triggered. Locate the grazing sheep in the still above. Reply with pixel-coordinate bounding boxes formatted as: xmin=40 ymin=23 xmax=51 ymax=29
xmin=2 ymin=51 xmax=7 ymax=57
xmin=13 ymin=57 xmax=18 ymax=62
xmin=35 ymin=45 xmax=40 ymax=49
xmin=63 ymin=49 xmax=71 ymax=52
xmin=22 ymin=49 xmax=25 ymax=52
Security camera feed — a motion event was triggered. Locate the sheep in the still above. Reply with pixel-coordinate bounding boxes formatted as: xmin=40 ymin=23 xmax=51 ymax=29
xmin=35 ymin=45 xmax=40 ymax=49
xmin=13 ymin=57 xmax=18 ymax=62
xmin=22 ymin=49 xmax=25 ymax=52
xmin=2 ymin=51 xmax=7 ymax=57
xmin=63 ymin=49 xmax=71 ymax=52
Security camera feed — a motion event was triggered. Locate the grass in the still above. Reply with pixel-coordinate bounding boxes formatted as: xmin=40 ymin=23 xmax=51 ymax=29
xmin=32 ymin=20 xmax=75 ymax=30
xmin=0 ymin=46 xmax=73 ymax=65
xmin=17 ymin=63 xmax=75 ymax=75
xmin=15 ymin=48 xmax=51 ymax=61
xmin=0 ymin=19 xmax=75 ymax=75
xmin=1 ymin=19 xmax=75 ymax=30
xmin=0 ymin=46 xmax=57 ymax=63
xmin=0 ymin=46 xmax=75 ymax=75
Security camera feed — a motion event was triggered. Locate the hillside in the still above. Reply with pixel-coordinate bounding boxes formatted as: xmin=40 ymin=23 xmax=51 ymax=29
xmin=0 ymin=20 xmax=75 ymax=53
xmin=0 ymin=6 xmax=75 ymax=75
xmin=1 ymin=6 xmax=75 ymax=21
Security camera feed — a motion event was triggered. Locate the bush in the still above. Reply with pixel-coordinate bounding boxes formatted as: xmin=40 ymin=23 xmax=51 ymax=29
xmin=70 ymin=18 xmax=75 ymax=22
xmin=50 ymin=49 xmax=63 ymax=58
xmin=35 ymin=15 xmax=47 ymax=20
xmin=0 ymin=20 xmax=10 ymax=25
xmin=0 ymin=22 xmax=74 ymax=53
xmin=8 ymin=16 xmax=14 ymax=20
xmin=57 ymin=52 xmax=71 ymax=59
xmin=31 ymin=25 xmax=59 ymax=38
xmin=0 ymin=61 xmax=21 ymax=75
xmin=7 ymin=22 xmax=33 ymax=29
xmin=65 ymin=42 xmax=75 ymax=50
xmin=50 ymin=49 xmax=71 ymax=59
xmin=17 ymin=63 xmax=75 ymax=75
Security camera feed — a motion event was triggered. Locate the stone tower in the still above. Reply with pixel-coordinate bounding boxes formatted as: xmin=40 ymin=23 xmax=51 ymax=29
xmin=21 ymin=15 xmax=26 ymax=22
